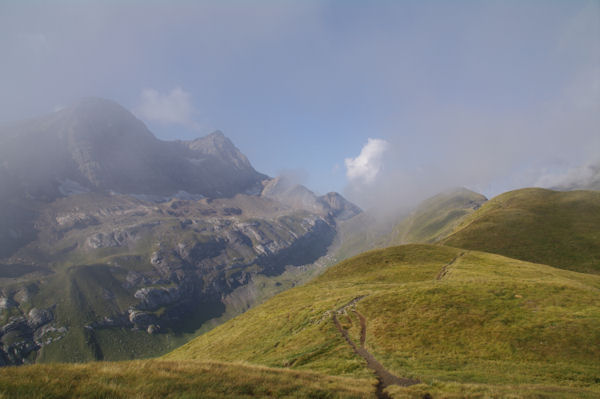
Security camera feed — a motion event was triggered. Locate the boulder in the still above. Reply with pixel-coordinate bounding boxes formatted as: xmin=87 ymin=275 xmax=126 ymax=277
xmin=27 ymin=308 xmax=53 ymax=329
xmin=128 ymin=310 xmax=156 ymax=328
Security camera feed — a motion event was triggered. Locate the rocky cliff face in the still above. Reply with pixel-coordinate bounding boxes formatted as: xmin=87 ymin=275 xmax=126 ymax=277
xmin=0 ymin=99 xmax=360 ymax=364
xmin=0 ymin=193 xmax=345 ymax=364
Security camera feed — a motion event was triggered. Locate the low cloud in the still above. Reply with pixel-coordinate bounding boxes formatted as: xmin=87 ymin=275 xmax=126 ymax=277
xmin=345 ymin=138 xmax=389 ymax=184
xmin=135 ymin=87 xmax=199 ymax=130
xmin=535 ymin=161 xmax=600 ymax=190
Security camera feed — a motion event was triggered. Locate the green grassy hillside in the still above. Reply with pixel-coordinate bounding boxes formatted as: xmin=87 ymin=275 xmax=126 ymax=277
xmin=443 ymin=188 xmax=600 ymax=273
xmin=0 ymin=360 xmax=372 ymax=399
xmin=390 ymin=188 xmax=487 ymax=245
xmin=166 ymin=244 xmax=600 ymax=397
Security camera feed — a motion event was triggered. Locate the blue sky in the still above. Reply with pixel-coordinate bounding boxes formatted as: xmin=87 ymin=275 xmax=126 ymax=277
xmin=1 ymin=1 xmax=598 ymax=208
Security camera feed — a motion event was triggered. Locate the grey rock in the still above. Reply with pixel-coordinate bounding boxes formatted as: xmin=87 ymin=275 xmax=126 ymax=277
xmin=261 ymin=177 xmax=328 ymax=214
xmin=0 ymin=297 xmax=17 ymax=311
xmin=147 ymin=324 xmax=159 ymax=334
xmin=27 ymin=308 xmax=53 ymax=329
xmin=1 ymin=316 xmax=28 ymax=335
xmin=34 ymin=324 xmax=68 ymax=345
xmin=55 ymin=212 xmax=98 ymax=231
xmin=86 ymin=230 xmax=134 ymax=249
xmin=128 ymin=310 xmax=156 ymax=328
xmin=134 ymin=286 xmax=183 ymax=311
xmin=318 ymin=192 xmax=362 ymax=221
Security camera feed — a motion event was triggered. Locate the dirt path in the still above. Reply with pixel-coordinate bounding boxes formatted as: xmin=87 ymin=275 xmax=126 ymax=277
xmin=332 ymin=297 xmax=420 ymax=399
xmin=436 ymin=252 xmax=465 ymax=280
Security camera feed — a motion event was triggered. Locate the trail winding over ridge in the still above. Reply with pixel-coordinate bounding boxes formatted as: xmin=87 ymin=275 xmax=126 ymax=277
xmin=331 ymin=297 xmax=420 ymax=399
xmin=436 ymin=252 xmax=466 ymax=280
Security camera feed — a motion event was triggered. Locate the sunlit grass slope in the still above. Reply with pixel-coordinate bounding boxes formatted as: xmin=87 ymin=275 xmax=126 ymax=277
xmin=166 ymin=244 xmax=600 ymax=397
xmin=0 ymin=360 xmax=372 ymax=399
xmin=443 ymin=188 xmax=600 ymax=273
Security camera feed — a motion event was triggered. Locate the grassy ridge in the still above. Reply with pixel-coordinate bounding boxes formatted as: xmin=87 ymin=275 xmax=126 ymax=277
xmin=0 ymin=360 xmax=372 ymax=398
xmin=166 ymin=245 xmax=600 ymax=397
xmin=165 ymin=246 xmax=462 ymax=377
xmin=443 ymin=188 xmax=600 ymax=273
xmin=391 ymin=188 xmax=486 ymax=245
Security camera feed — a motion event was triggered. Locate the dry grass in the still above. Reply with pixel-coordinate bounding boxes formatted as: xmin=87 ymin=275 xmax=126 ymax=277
xmin=0 ymin=359 xmax=373 ymax=398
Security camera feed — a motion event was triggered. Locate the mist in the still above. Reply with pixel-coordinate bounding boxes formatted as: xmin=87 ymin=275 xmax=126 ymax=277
xmin=1 ymin=1 xmax=598 ymax=212
xmin=340 ymin=1 xmax=599 ymax=211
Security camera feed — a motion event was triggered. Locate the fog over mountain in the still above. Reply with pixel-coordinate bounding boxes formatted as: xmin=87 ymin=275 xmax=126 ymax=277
xmin=1 ymin=1 xmax=597 ymax=212
xmin=0 ymin=99 xmax=364 ymax=365
xmin=0 ymin=98 xmax=266 ymax=200
xmin=536 ymin=160 xmax=600 ymax=191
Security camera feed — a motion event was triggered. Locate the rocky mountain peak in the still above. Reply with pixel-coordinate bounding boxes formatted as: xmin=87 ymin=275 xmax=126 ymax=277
xmin=0 ymin=98 xmax=266 ymax=199
xmin=185 ymin=130 xmax=252 ymax=171
xmin=318 ymin=192 xmax=362 ymax=221
xmin=261 ymin=177 xmax=361 ymax=220
xmin=58 ymin=97 xmax=155 ymax=142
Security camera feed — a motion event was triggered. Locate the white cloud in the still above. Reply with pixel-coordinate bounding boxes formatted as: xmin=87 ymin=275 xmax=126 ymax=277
xmin=345 ymin=138 xmax=389 ymax=183
xmin=534 ymin=161 xmax=600 ymax=189
xmin=135 ymin=87 xmax=199 ymax=129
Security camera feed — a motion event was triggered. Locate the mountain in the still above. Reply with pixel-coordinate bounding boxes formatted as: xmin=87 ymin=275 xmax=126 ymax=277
xmin=329 ymin=187 xmax=486 ymax=262
xmin=0 ymin=98 xmax=360 ymax=365
xmin=0 ymin=98 xmax=268 ymax=258
xmin=261 ymin=176 xmax=361 ymax=220
xmin=442 ymin=188 xmax=600 ymax=273
xmin=0 ymin=98 xmax=266 ymax=200
xmin=166 ymin=244 xmax=600 ymax=398
xmin=390 ymin=187 xmax=487 ymax=245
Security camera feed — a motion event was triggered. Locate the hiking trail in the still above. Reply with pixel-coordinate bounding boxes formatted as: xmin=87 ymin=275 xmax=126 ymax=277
xmin=436 ymin=252 xmax=466 ymax=280
xmin=331 ymin=296 xmax=420 ymax=399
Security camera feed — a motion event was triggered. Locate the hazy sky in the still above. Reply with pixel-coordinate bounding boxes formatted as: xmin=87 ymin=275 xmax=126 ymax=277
xmin=1 ymin=1 xmax=598 ymax=208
